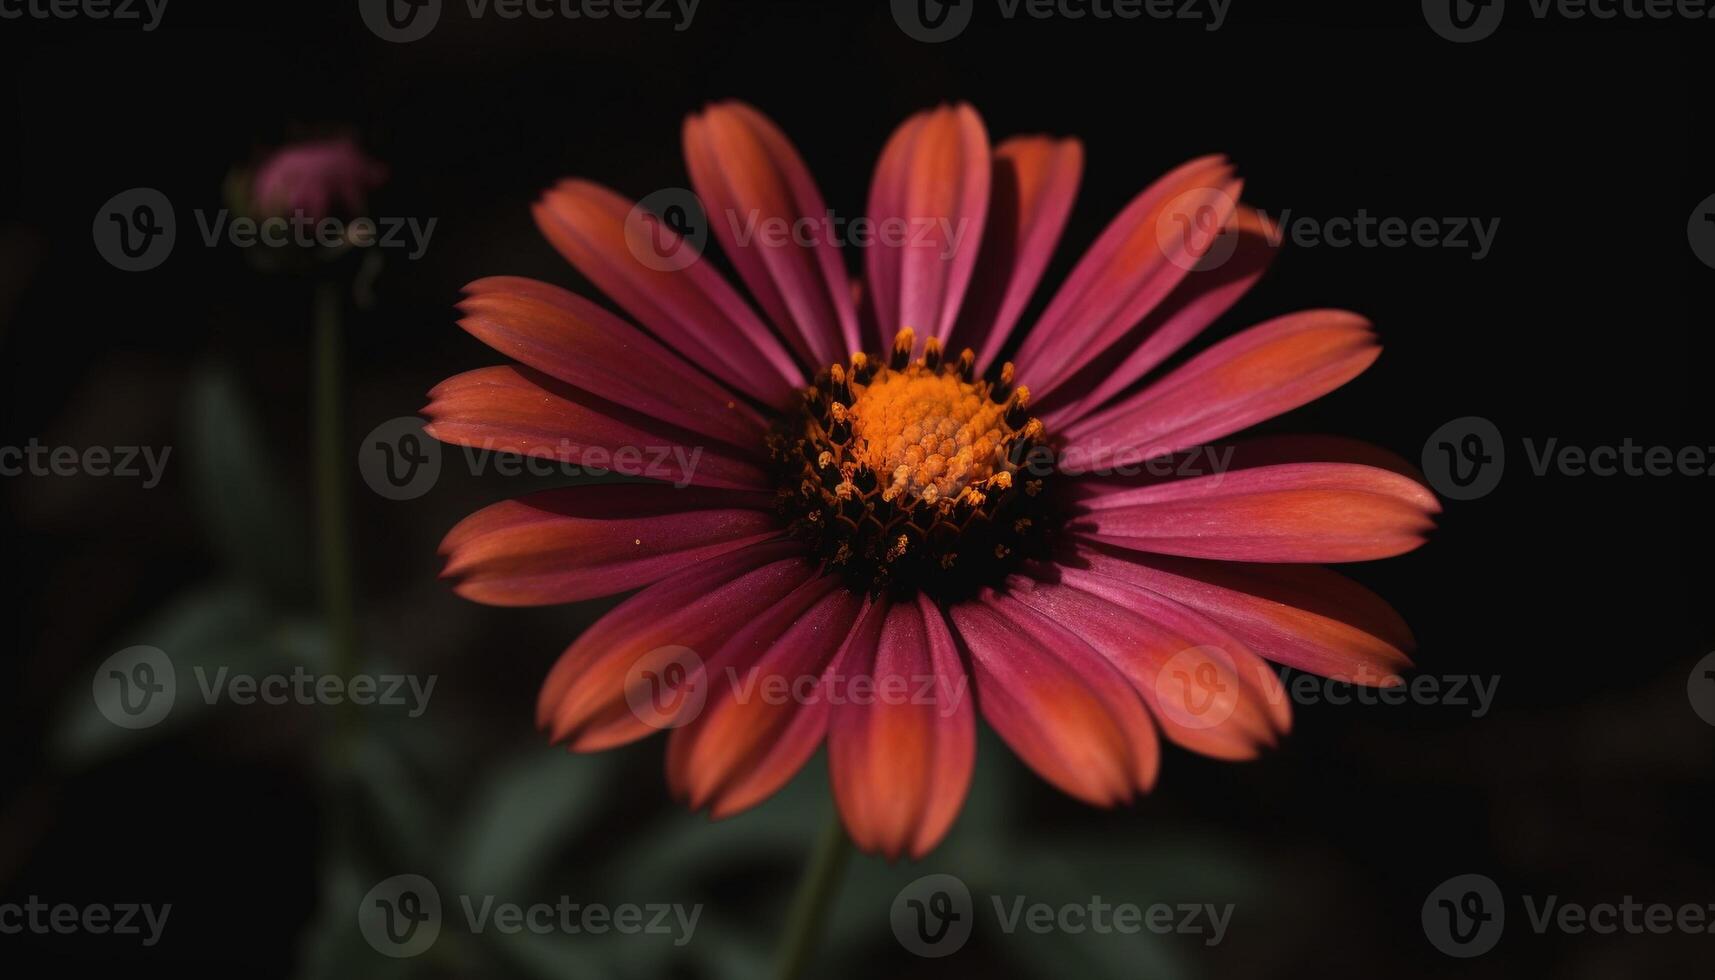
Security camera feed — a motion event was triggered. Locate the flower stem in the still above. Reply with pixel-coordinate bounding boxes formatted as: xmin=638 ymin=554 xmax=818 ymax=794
xmin=772 ymin=811 xmax=854 ymax=980
xmin=312 ymin=279 xmax=359 ymax=742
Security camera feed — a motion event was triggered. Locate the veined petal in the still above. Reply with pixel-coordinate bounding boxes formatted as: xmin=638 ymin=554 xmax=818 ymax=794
xmin=946 ymin=136 xmax=1084 ymax=371
xmin=423 ymin=365 xmax=769 ymax=491
xmin=829 ymin=594 xmax=975 ymax=860
xmin=1063 ymin=310 xmax=1380 ymax=460
xmin=1012 ymin=568 xmax=1291 ymax=760
xmin=1061 ymin=541 xmax=1416 ymax=682
xmin=1071 ymin=462 xmax=1439 ymax=563
xmin=537 ymin=540 xmax=812 ymax=751
xmin=864 ymin=103 xmax=991 ymax=351
xmin=534 ymin=179 xmax=802 ymax=401
xmin=684 ymin=101 xmax=859 ymax=366
xmin=439 ymin=484 xmax=780 ymax=606
xmin=667 ymin=577 xmax=862 ymax=818
xmin=1014 ymin=156 xmax=1239 ymax=399
xmin=457 ymin=276 xmax=766 ymax=446
xmin=951 ymin=594 xmax=1158 ymax=806
xmin=1045 ymin=207 xmax=1279 ymax=428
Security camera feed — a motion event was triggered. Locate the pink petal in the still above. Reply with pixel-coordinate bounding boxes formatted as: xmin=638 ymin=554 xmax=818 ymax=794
xmin=950 ymin=594 xmax=1158 ymax=805
xmin=1060 ymin=541 xmax=1415 ymax=682
xmin=439 ymin=484 xmax=781 ymax=606
xmin=829 ymin=594 xmax=975 ymax=860
xmin=667 ymin=578 xmax=863 ymax=818
xmin=537 ymin=540 xmax=812 ymax=751
xmin=863 ymin=104 xmax=991 ymax=351
xmin=1013 ymin=155 xmax=1239 ymax=399
xmin=1044 ymin=207 xmax=1280 ymax=428
xmin=1004 ymin=570 xmax=1290 ymax=760
xmin=457 ymin=276 xmax=766 ymax=446
xmin=1071 ymin=462 xmax=1439 ymax=563
xmin=423 ymin=365 xmax=769 ymax=490
xmin=945 ymin=136 xmax=1084 ymax=370
xmin=1063 ymin=310 xmax=1380 ymax=460
xmin=534 ymin=179 xmax=802 ymax=402
xmin=684 ymin=101 xmax=859 ymax=367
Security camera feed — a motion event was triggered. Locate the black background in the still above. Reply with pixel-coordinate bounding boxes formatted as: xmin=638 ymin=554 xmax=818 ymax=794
xmin=0 ymin=1 xmax=1706 ymax=977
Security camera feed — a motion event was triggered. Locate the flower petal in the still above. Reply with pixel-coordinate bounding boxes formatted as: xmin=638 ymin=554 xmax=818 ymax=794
xmin=667 ymin=577 xmax=863 ymax=818
xmin=1044 ymin=207 xmax=1279 ymax=428
xmin=1061 ymin=540 xmax=1416 ymax=682
xmin=946 ymin=136 xmax=1083 ymax=371
xmin=950 ymin=594 xmax=1158 ymax=805
xmin=537 ymin=540 xmax=812 ymax=751
xmin=1071 ymin=462 xmax=1439 ymax=563
xmin=1013 ymin=156 xmax=1239 ymax=399
xmin=1063 ymin=310 xmax=1380 ymax=459
xmin=457 ymin=276 xmax=766 ymax=446
xmin=439 ymin=484 xmax=780 ymax=606
xmin=864 ymin=103 xmax=990 ymax=351
xmin=1004 ymin=570 xmax=1290 ymax=760
xmin=423 ymin=365 xmax=769 ymax=491
xmin=684 ymin=101 xmax=859 ymax=366
xmin=534 ymin=179 xmax=801 ymax=402
xmin=829 ymin=594 xmax=975 ymax=860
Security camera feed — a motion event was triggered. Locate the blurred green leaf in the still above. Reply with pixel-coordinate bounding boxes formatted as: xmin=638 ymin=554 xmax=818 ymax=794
xmin=450 ymin=747 xmax=615 ymax=897
xmin=50 ymin=581 xmax=302 ymax=767
xmin=182 ymin=363 xmax=311 ymax=603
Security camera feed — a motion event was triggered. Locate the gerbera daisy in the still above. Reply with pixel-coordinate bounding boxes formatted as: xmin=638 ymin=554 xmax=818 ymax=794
xmin=426 ymin=101 xmax=1438 ymax=861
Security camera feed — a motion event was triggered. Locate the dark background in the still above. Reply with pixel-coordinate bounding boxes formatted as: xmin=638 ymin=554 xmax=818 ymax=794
xmin=0 ymin=1 xmax=1706 ymax=977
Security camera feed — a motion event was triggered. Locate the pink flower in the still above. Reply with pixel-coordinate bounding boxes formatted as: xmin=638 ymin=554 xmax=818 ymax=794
xmin=251 ymin=137 xmax=387 ymax=221
xmin=426 ymin=102 xmax=1439 ymax=860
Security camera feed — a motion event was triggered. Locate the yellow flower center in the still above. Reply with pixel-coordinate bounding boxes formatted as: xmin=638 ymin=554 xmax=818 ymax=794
xmin=850 ymin=368 xmax=1008 ymax=505
xmin=768 ymin=328 xmax=1056 ymax=597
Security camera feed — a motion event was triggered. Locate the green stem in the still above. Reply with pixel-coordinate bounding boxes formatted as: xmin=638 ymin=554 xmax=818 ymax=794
xmin=772 ymin=812 xmax=854 ymax=980
xmin=312 ymin=279 xmax=359 ymax=747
